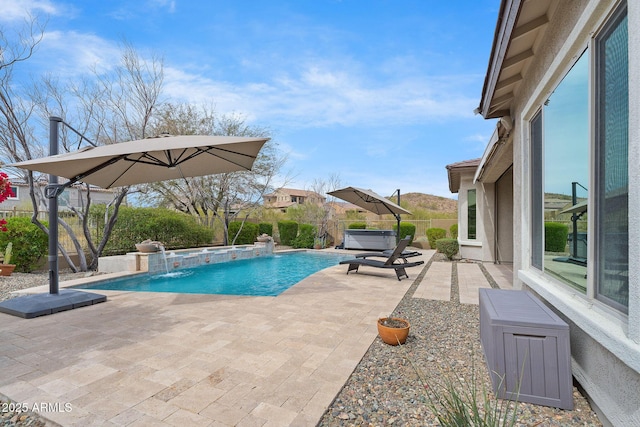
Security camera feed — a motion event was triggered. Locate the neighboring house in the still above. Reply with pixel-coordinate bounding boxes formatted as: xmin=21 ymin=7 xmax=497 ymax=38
xmin=454 ymin=1 xmax=637 ymax=425
xmin=262 ymin=188 xmax=325 ymax=212
xmin=0 ymin=180 xmax=122 ymax=212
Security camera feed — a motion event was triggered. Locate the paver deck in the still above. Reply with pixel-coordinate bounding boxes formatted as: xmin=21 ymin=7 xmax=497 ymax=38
xmin=0 ymin=250 xmax=512 ymax=426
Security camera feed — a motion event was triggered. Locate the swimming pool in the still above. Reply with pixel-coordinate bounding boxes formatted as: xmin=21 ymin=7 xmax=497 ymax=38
xmin=75 ymin=251 xmax=352 ymax=296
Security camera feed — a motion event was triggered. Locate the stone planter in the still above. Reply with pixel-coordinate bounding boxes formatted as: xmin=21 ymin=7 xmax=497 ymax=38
xmin=135 ymin=243 xmax=160 ymax=253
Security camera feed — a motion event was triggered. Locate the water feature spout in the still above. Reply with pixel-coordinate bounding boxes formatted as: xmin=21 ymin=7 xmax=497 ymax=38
xmin=158 ymin=244 xmax=169 ymax=274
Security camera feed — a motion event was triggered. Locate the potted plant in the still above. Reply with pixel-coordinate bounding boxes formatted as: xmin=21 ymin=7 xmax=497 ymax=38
xmin=0 ymin=242 xmax=16 ymax=276
xmin=377 ymin=316 xmax=410 ymax=345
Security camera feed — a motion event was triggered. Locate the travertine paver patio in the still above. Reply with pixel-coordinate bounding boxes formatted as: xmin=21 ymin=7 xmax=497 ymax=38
xmin=0 ymin=250 xmax=433 ymax=427
xmin=0 ymin=250 xmax=514 ymax=426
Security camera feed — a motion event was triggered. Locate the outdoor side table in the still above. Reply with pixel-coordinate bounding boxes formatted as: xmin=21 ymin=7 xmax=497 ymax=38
xmin=479 ymin=288 xmax=573 ymax=410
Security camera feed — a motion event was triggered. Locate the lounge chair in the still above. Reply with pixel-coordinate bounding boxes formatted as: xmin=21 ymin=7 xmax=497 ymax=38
xmin=353 ymin=248 xmax=422 ymax=262
xmin=339 ymin=236 xmax=425 ymax=281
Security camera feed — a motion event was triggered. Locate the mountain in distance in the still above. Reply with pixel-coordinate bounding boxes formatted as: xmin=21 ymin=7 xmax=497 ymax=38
xmin=400 ymin=192 xmax=457 ymax=215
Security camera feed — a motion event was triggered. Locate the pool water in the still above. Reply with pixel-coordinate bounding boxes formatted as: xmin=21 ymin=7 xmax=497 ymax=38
xmin=75 ymin=251 xmax=352 ymax=296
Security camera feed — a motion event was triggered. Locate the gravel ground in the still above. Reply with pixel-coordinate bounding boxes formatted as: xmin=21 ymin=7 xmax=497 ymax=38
xmin=318 ymin=254 xmax=603 ymax=427
xmin=0 ymin=260 xmax=602 ymax=427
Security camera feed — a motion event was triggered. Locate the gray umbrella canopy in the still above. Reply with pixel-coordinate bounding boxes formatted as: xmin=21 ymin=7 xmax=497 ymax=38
xmin=328 ymin=186 xmax=411 ymax=216
xmin=9 ymin=134 xmax=269 ymax=188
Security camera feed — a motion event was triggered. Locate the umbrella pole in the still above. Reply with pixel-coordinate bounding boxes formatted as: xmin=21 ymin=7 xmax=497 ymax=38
xmin=394 ymin=189 xmax=401 ymax=242
xmin=48 ymin=116 xmax=62 ymax=295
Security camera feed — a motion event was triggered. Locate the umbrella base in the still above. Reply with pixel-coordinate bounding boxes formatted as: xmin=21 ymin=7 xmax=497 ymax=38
xmin=0 ymin=289 xmax=107 ymax=319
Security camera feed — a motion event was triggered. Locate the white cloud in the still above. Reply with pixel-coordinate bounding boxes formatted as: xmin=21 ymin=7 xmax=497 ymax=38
xmin=162 ymin=61 xmax=480 ymax=131
xmin=37 ymin=30 xmax=121 ymax=76
xmin=0 ymin=0 xmax=59 ymax=22
xmin=147 ymin=0 xmax=176 ymax=13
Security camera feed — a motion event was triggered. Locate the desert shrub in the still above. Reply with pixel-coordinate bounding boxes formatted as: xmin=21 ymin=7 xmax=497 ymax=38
xmin=258 ymin=222 xmax=273 ymax=236
xmin=436 ymin=238 xmax=459 ymax=260
xmin=0 ymin=216 xmax=49 ymax=272
xmin=393 ymin=222 xmax=416 ymax=244
xmin=426 ymin=227 xmax=447 ymax=248
xmin=348 ymin=222 xmax=367 ymax=229
xmin=292 ymin=224 xmax=316 ymax=249
xmin=545 ymin=222 xmax=568 ymax=252
xmin=277 ymin=220 xmax=298 ymax=245
xmin=450 ymin=223 xmax=458 ymax=239
xmin=228 ymin=221 xmax=259 ymax=245
xmin=90 ymin=206 xmax=212 ymax=255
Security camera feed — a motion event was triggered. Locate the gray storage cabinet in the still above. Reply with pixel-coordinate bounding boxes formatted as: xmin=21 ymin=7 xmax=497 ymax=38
xmin=479 ymin=289 xmax=573 ymax=410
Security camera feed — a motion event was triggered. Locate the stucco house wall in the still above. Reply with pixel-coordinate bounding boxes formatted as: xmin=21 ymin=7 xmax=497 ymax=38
xmin=476 ymin=1 xmax=639 ymax=425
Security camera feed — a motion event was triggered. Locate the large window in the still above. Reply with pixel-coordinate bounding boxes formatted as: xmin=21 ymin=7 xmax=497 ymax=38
xmin=530 ymin=3 xmax=628 ymax=312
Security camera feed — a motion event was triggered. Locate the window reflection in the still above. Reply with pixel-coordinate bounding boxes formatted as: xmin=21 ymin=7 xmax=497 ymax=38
xmin=543 ymin=51 xmax=589 ymax=292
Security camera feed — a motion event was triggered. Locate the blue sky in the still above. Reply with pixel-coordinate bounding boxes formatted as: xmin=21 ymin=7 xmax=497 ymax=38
xmin=3 ymin=0 xmax=500 ymax=199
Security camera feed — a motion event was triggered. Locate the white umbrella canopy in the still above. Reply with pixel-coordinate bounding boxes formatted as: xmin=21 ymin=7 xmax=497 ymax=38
xmin=9 ymin=134 xmax=270 ymax=188
xmin=328 ymin=186 xmax=411 ymax=216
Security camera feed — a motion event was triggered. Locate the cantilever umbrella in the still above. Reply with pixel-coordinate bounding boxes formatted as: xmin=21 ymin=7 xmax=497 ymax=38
xmin=328 ymin=186 xmax=411 ymax=239
xmin=0 ymin=122 xmax=269 ymax=318
xmin=9 ymin=134 xmax=269 ymax=189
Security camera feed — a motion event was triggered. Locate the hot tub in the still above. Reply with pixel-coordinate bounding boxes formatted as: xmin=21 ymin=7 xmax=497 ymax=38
xmin=343 ymin=229 xmax=396 ymax=250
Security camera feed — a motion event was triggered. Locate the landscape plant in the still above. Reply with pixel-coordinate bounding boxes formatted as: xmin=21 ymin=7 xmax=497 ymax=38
xmin=450 ymin=223 xmax=458 ymax=239
xmin=393 ymin=221 xmax=416 ymax=243
xmin=228 ymin=221 xmax=259 ymax=245
xmin=91 ymin=206 xmax=212 ymax=255
xmin=348 ymin=222 xmax=366 ymax=229
xmin=0 ymin=216 xmax=49 ymax=272
xmin=426 ymin=227 xmax=447 ymax=248
xmin=277 ymin=220 xmax=298 ymax=245
xmin=406 ymin=351 xmax=519 ymax=427
xmin=436 ymin=238 xmax=459 ymax=260
xmin=258 ymin=222 xmax=273 ymax=236
xmin=292 ymin=223 xmax=316 ymax=248
xmin=545 ymin=222 xmax=569 ymax=252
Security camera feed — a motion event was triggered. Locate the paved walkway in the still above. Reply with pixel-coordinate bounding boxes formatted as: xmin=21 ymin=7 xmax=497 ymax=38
xmin=0 ymin=250 xmax=512 ymax=426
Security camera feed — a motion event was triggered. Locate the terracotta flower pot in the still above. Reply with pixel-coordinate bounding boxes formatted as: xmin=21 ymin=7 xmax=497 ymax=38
xmin=377 ymin=317 xmax=410 ymax=345
xmin=0 ymin=264 xmax=16 ymax=276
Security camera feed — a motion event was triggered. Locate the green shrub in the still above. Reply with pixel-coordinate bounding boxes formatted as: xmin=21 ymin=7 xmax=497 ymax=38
xmin=426 ymin=227 xmax=447 ymax=248
xmin=436 ymin=238 xmax=459 ymax=260
xmin=228 ymin=221 xmax=259 ymax=245
xmin=545 ymin=222 xmax=568 ymax=252
xmin=277 ymin=220 xmax=298 ymax=245
xmin=90 ymin=206 xmax=213 ymax=255
xmin=348 ymin=222 xmax=367 ymax=229
xmin=450 ymin=223 xmax=458 ymax=239
xmin=292 ymin=224 xmax=316 ymax=249
xmin=393 ymin=222 xmax=416 ymax=244
xmin=258 ymin=222 xmax=273 ymax=236
xmin=0 ymin=217 xmax=49 ymax=272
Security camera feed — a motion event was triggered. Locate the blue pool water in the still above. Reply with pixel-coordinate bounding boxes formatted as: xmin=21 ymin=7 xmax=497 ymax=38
xmin=75 ymin=251 xmax=352 ymax=296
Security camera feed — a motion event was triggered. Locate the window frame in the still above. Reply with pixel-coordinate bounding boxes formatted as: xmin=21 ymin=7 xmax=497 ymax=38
xmin=593 ymin=2 xmax=629 ymax=313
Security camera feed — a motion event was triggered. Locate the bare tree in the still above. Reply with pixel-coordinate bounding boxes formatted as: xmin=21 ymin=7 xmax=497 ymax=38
xmin=139 ymin=103 xmax=290 ymax=245
xmin=0 ymin=15 xmax=45 ymax=165
xmin=6 ymin=36 xmax=165 ymax=271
